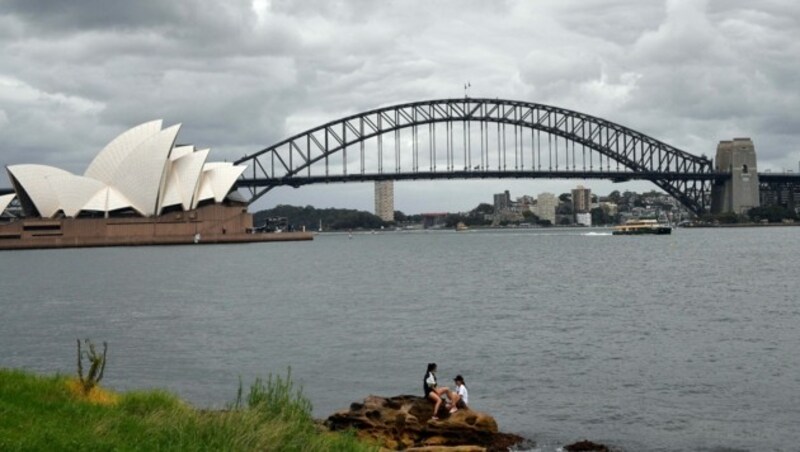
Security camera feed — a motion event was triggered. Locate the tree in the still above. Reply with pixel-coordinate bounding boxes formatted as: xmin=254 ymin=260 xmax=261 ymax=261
xmin=590 ymin=207 xmax=614 ymax=225
xmin=558 ymin=193 xmax=572 ymax=203
xmin=556 ymin=202 xmax=572 ymax=215
xmin=472 ymin=203 xmax=494 ymax=215
xmin=747 ymin=206 xmax=797 ymax=223
xmin=444 ymin=213 xmax=466 ymax=228
xmin=699 ymin=212 xmax=742 ymax=224
xmin=253 ymin=205 xmax=389 ymax=231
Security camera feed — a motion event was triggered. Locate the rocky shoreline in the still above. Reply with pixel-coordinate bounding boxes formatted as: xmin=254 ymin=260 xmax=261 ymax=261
xmin=325 ymin=394 xmax=611 ymax=451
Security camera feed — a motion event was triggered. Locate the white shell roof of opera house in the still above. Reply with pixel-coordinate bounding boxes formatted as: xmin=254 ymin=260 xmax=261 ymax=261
xmin=3 ymin=121 xmax=247 ymax=218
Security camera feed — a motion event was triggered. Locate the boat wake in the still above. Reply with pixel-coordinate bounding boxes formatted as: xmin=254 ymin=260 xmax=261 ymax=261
xmin=583 ymin=231 xmax=612 ymax=236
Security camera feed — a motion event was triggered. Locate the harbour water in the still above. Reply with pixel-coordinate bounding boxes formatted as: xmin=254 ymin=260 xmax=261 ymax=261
xmin=1 ymin=227 xmax=798 ymax=451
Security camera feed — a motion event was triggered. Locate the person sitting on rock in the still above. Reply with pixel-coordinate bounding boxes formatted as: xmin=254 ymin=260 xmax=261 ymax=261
xmin=446 ymin=375 xmax=469 ymax=413
xmin=423 ymin=363 xmax=450 ymax=420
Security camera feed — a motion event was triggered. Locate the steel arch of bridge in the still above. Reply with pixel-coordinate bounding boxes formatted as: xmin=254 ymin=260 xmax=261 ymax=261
xmin=234 ymin=98 xmax=719 ymax=215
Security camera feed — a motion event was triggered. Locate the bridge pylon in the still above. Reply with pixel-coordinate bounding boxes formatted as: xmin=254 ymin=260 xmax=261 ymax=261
xmin=710 ymin=138 xmax=760 ymax=215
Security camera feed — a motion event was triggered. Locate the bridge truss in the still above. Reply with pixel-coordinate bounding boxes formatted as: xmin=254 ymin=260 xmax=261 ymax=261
xmin=234 ymin=98 xmax=720 ymax=215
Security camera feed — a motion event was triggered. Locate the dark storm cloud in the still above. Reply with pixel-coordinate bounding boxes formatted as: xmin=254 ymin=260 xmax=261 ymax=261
xmin=1 ymin=0 xmax=799 ymax=211
xmin=0 ymin=0 xmax=254 ymax=35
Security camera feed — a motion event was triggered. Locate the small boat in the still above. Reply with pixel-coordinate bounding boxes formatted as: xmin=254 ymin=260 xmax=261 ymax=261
xmin=612 ymin=219 xmax=672 ymax=235
xmin=455 ymin=222 xmax=468 ymax=231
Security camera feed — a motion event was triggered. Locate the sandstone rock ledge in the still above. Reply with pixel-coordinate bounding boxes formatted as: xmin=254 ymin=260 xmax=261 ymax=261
xmin=325 ymin=395 xmax=523 ymax=451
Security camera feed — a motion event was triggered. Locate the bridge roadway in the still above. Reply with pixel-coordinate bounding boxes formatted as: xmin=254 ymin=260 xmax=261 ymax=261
xmin=3 ymin=172 xmax=798 ymax=193
xmin=234 ymin=170 xmax=727 ymax=189
xmin=758 ymin=173 xmax=800 ymax=183
xmin=2 ymin=173 xmax=798 ymax=200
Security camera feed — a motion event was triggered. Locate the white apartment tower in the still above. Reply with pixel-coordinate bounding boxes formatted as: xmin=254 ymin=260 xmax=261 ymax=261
xmin=374 ymin=181 xmax=394 ymax=221
xmin=534 ymin=192 xmax=557 ymax=225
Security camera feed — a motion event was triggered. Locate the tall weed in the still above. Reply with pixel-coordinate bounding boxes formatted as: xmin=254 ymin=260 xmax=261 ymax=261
xmin=246 ymin=367 xmax=312 ymax=422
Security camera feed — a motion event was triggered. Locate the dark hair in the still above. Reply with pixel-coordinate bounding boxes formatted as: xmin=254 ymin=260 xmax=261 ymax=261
xmin=454 ymin=375 xmax=465 ymax=384
xmin=426 ymin=363 xmax=437 ymax=372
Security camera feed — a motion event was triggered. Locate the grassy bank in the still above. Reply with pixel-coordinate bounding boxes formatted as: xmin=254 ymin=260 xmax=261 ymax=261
xmin=0 ymin=368 xmax=375 ymax=451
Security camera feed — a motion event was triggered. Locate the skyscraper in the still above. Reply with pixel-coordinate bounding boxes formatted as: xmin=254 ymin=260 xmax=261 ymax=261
xmin=374 ymin=181 xmax=394 ymax=221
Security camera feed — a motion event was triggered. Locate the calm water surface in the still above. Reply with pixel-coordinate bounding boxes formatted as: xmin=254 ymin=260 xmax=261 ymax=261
xmin=1 ymin=227 xmax=798 ymax=451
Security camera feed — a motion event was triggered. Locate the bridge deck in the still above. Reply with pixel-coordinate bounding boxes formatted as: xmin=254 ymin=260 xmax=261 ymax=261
xmin=235 ymin=170 xmax=727 ymax=189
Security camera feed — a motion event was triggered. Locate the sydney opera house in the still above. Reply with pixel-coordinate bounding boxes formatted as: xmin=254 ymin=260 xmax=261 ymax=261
xmin=0 ymin=120 xmax=310 ymax=249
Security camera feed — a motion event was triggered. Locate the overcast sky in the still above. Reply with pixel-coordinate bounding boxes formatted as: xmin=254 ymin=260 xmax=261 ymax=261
xmin=1 ymin=0 xmax=798 ymax=213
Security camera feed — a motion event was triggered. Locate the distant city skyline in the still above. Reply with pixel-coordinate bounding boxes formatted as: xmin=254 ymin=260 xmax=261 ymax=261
xmin=264 ymin=178 xmax=662 ymax=214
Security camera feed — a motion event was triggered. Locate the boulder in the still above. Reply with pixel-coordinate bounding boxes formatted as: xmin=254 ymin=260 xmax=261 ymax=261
xmin=325 ymin=395 xmax=523 ymax=451
xmin=564 ymin=439 xmax=610 ymax=451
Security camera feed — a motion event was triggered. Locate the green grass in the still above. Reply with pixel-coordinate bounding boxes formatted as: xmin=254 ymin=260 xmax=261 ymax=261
xmin=0 ymin=368 xmax=376 ymax=452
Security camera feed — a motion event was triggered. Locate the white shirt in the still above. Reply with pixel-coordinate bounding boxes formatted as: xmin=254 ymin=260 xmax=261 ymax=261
xmin=457 ymin=384 xmax=469 ymax=405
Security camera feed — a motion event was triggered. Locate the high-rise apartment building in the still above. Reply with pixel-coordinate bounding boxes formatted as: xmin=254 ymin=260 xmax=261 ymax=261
xmin=493 ymin=190 xmax=511 ymax=212
xmin=571 ymin=185 xmax=592 ymax=213
xmin=374 ymin=181 xmax=394 ymax=222
xmin=534 ymin=192 xmax=557 ymax=224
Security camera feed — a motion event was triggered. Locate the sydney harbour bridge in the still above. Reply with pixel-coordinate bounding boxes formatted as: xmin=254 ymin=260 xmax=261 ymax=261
xmin=232 ymin=98 xmax=798 ymax=217
xmin=3 ymin=98 xmax=792 ymax=216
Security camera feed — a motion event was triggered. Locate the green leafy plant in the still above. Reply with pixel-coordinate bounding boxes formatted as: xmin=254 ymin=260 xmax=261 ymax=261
xmin=76 ymin=338 xmax=107 ymax=394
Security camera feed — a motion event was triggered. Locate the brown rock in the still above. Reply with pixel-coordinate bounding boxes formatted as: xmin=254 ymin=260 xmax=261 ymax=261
xmin=564 ymin=439 xmax=610 ymax=451
xmin=325 ymin=395 xmax=523 ymax=451
xmin=406 ymin=447 xmax=486 ymax=452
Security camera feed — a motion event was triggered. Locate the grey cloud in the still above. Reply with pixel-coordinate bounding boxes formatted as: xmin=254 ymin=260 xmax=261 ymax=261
xmin=553 ymin=0 xmax=665 ymax=45
xmin=0 ymin=0 xmax=255 ymax=35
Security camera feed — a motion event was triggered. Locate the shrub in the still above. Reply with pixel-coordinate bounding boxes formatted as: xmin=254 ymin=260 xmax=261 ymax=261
xmin=76 ymin=338 xmax=107 ymax=394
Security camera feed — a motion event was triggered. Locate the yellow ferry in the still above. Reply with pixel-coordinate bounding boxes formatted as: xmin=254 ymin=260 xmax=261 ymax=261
xmin=612 ymin=219 xmax=672 ymax=235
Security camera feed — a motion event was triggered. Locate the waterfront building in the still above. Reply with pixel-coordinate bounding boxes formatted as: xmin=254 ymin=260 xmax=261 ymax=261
xmin=493 ymin=190 xmax=511 ymax=212
xmin=571 ymin=185 xmax=592 ymax=214
xmin=421 ymin=212 xmax=447 ymax=229
xmin=575 ymin=212 xmax=592 ymax=227
xmin=760 ymin=183 xmax=800 ymax=210
xmin=516 ymin=195 xmax=535 ymax=212
xmin=599 ymin=202 xmax=618 ymax=216
xmin=3 ymin=120 xmax=246 ymax=219
xmin=0 ymin=120 xmax=312 ymax=249
xmin=374 ymin=181 xmax=394 ymax=222
xmin=534 ymin=192 xmax=557 ymax=224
